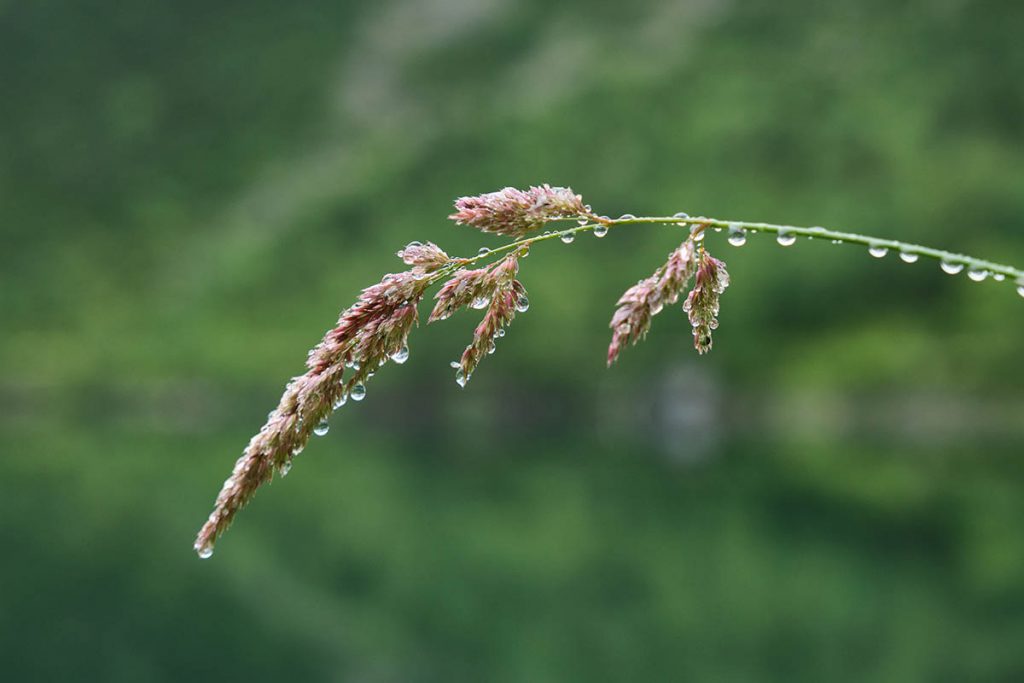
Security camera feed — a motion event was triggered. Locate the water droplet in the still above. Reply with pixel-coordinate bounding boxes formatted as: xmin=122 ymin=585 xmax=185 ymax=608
xmin=449 ymin=360 xmax=460 ymax=369
xmin=496 ymin=328 xmax=506 ymax=338
xmin=455 ymin=368 xmax=469 ymax=388
xmin=967 ymin=267 xmax=988 ymax=282
xmin=992 ymin=273 xmax=1005 ymax=282
xmin=560 ymin=233 xmax=575 ymax=244
xmin=831 ymin=240 xmax=842 ymax=245
xmin=690 ymin=226 xmax=705 ymax=242
xmin=941 ymin=260 xmax=964 ymax=275
xmin=333 ymin=393 xmax=347 ymax=410
xmin=391 ymin=345 xmax=410 ymax=364
xmin=673 ymin=212 xmax=690 ymax=220
xmin=198 ymin=546 xmax=214 ymax=559
xmin=351 ymin=384 xmax=366 ymax=401
xmin=488 ymin=342 xmax=496 ymax=354
xmin=576 ymin=218 xmax=588 ymax=227
xmin=313 ymin=420 xmax=330 ymax=436
xmin=280 ymin=461 xmax=292 ymax=477
xmin=868 ymin=245 xmax=889 ymax=258
xmin=477 ymin=247 xmax=490 ymax=256
xmin=1018 ymin=285 xmax=1024 ymax=298
xmin=515 ymin=295 xmax=530 ymax=312
xmin=727 ymin=225 xmax=746 ymax=247
xmin=471 ymin=295 xmax=490 ymax=310
xmin=593 ymin=224 xmax=608 ymax=238
xmin=618 ymin=214 xmax=636 ymax=220
xmin=776 ymin=231 xmax=796 ymax=247
xmin=291 ymin=445 xmax=303 ymax=457
xmin=899 ymin=251 xmax=919 ymax=263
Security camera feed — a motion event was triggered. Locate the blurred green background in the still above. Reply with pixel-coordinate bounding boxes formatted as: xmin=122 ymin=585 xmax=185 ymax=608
xmin=3 ymin=0 xmax=1024 ymax=680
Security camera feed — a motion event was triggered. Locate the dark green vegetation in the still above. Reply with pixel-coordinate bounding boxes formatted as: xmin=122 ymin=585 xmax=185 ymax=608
xmin=2 ymin=0 xmax=1024 ymax=680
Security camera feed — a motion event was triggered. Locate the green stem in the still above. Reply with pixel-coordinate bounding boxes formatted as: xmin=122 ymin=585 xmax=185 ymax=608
xmin=435 ymin=214 xmax=1024 ymax=285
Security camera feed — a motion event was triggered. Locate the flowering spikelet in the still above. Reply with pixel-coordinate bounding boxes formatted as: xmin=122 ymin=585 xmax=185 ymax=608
xmin=456 ymin=254 xmax=525 ymax=385
xmin=396 ymin=241 xmax=452 ymax=273
xmin=428 ymin=267 xmax=494 ymax=322
xmin=449 ymin=184 xmax=587 ymax=237
xmin=684 ymin=253 xmax=730 ymax=354
xmin=607 ymin=240 xmax=698 ymax=365
xmin=193 ymin=257 xmax=431 ymax=558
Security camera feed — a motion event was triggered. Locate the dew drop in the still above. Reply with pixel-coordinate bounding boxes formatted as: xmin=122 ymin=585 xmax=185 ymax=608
xmin=351 ymin=384 xmax=366 ymax=401
xmin=449 ymin=360 xmax=461 ymax=369
xmin=618 ymin=214 xmax=636 ymax=220
xmin=993 ymin=273 xmax=1005 ymax=282
xmin=470 ymin=295 xmax=490 ymax=310
xmin=405 ymin=240 xmax=422 ymax=249
xmin=391 ymin=345 xmax=410 ymax=364
xmin=1018 ymin=285 xmax=1024 ymax=298
xmin=515 ymin=295 xmax=530 ymax=312
xmin=577 ymin=218 xmax=589 ymax=227
xmin=333 ymin=393 xmax=347 ymax=410
xmin=967 ymin=267 xmax=988 ymax=282
xmin=868 ymin=245 xmax=889 ymax=258
xmin=313 ymin=420 xmax=330 ymax=436
xmin=496 ymin=328 xmax=506 ymax=338
xmin=690 ymin=226 xmax=705 ymax=242
xmin=899 ymin=251 xmax=919 ymax=263
xmin=477 ymin=247 xmax=490 ymax=256
xmin=593 ymin=224 xmax=608 ymax=238
xmin=455 ymin=368 xmax=469 ymax=388
xmin=831 ymin=240 xmax=842 ymax=245
xmin=776 ymin=231 xmax=796 ymax=247
xmin=560 ymin=233 xmax=575 ymax=244
xmin=198 ymin=545 xmax=214 ymax=559
xmin=941 ymin=260 xmax=964 ymax=275
xmin=727 ymin=225 xmax=747 ymax=247
xmin=279 ymin=461 xmax=292 ymax=477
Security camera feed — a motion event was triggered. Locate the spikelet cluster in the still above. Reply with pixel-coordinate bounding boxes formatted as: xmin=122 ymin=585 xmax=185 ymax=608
xmin=449 ymin=184 xmax=587 ymax=237
xmin=683 ymin=254 xmax=730 ymax=354
xmin=607 ymin=241 xmax=698 ymax=365
xmin=193 ymin=247 xmax=450 ymax=558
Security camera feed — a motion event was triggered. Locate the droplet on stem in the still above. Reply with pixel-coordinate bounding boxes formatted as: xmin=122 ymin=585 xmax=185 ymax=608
xmin=515 ymin=295 xmax=530 ymax=312
xmin=941 ymin=260 xmax=964 ymax=275
xmin=967 ymin=267 xmax=988 ymax=282
xmin=593 ymin=224 xmax=608 ymax=238
xmin=868 ymin=244 xmax=889 ymax=258
xmin=198 ymin=546 xmax=214 ymax=559
xmin=313 ymin=420 xmax=330 ymax=436
xmin=477 ymin=247 xmax=490 ymax=256
xmin=560 ymin=233 xmax=575 ymax=244
xmin=899 ymin=251 xmax=919 ymax=263
xmin=727 ymin=225 xmax=746 ymax=247
xmin=351 ymin=384 xmax=366 ymax=401
xmin=776 ymin=231 xmax=796 ymax=247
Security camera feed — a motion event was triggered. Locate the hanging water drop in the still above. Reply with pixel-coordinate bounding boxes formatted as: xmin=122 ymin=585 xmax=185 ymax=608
xmin=515 ymin=295 xmax=530 ymax=312
xmin=405 ymin=240 xmax=422 ymax=250
xmin=351 ymin=384 xmax=366 ymax=401
xmin=993 ymin=273 xmax=1005 ymax=282
xmin=899 ymin=251 xmax=919 ymax=263
xmin=478 ymin=247 xmax=490 ymax=256
xmin=868 ymin=244 xmax=889 ymax=258
xmin=279 ymin=461 xmax=292 ymax=477
xmin=967 ymin=267 xmax=988 ymax=282
xmin=455 ymin=368 xmax=468 ymax=388
xmin=727 ymin=225 xmax=747 ymax=247
xmin=449 ymin=360 xmax=460 ymax=369
xmin=560 ymin=233 xmax=575 ymax=244
xmin=941 ymin=260 xmax=964 ymax=275
xmin=1018 ymin=285 xmax=1024 ymax=298
xmin=198 ymin=546 xmax=214 ymax=560
xmin=776 ymin=231 xmax=796 ymax=247
xmin=471 ymin=295 xmax=490 ymax=310
xmin=391 ymin=345 xmax=410 ymax=364
xmin=593 ymin=224 xmax=608 ymax=238
xmin=577 ymin=217 xmax=589 ymax=227
xmin=333 ymin=393 xmax=347 ymax=410
xmin=496 ymin=328 xmax=506 ymax=338
xmin=313 ymin=420 xmax=330 ymax=436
